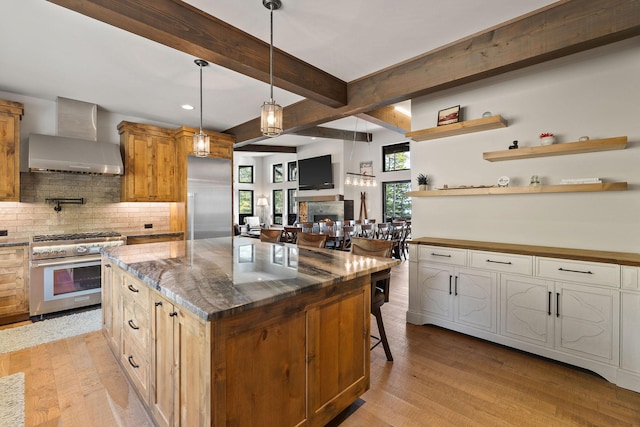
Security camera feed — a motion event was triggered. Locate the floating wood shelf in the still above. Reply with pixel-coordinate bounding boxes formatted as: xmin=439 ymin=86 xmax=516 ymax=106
xmin=483 ymin=136 xmax=627 ymax=162
xmin=406 ymin=115 xmax=507 ymax=142
xmin=406 ymin=182 xmax=628 ymax=197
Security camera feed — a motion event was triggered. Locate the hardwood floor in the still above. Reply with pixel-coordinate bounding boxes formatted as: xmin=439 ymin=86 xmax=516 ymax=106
xmin=1 ymin=260 xmax=639 ymax=426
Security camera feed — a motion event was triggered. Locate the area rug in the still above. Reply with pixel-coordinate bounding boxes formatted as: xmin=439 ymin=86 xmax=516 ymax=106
xmin=0 ymin=372 xmax=24 ymax=427
xmin=0 ymin=309 xmax=101 ymax=354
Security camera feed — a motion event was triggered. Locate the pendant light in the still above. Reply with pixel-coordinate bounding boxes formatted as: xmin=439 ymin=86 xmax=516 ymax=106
xmin=193 ymin=59 xmax=210 ymax=157
xmin=260 ymin=0 xmax=283 ymax=137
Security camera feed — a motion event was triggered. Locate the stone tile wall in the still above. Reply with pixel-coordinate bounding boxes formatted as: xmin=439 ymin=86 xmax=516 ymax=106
xmin=0 ymin=173 xmax=171 ymax=239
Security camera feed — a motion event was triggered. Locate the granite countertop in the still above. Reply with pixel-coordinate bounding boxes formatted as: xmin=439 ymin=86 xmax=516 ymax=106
xmin=123 ymin=231 xmax=184 ymax=239
xmin=0 ymin=237 xmax=29 ymax=247
xmin=102 ymin=236 xmax=399 ymax=321
xmin=409 ymin=237 xmax=640 ymax=266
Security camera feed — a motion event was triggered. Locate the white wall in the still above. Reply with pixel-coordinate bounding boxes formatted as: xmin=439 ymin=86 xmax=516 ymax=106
xmin=409 ymin=37 xmax=640 ymax=252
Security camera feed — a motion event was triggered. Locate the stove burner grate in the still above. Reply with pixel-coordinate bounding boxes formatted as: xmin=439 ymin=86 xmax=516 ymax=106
xmin=32 ymin=231 xmax=122 ymax=242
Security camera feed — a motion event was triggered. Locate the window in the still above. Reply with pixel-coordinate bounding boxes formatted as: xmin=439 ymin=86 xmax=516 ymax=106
xmin=382 ymin=181 xmax=412 ymax=222
xmin=383 ymin=142 xmax=410 ymax=172
xmin=238 ymin=190 xmax=254 ymax=226
xmin=238 ymin=165 xmax=253 ymax=183
xmin=287 ymin=188 xmax=297 ymax=225
xmin=273 ymin=163 xmax=283 ymax=183
xmin=272 ymin=189 xmax=283 ymax=225
xmin=288 ymin=161 xmax=297 ymax=181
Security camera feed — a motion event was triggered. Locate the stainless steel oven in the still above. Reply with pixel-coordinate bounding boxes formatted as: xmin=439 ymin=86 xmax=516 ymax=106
xmin=29 ymin=232 xmax=125 ymax=317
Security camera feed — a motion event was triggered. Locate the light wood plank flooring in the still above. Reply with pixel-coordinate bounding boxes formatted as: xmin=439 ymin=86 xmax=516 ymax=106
xmin=1 ymin=260 xmax=639 ymax=426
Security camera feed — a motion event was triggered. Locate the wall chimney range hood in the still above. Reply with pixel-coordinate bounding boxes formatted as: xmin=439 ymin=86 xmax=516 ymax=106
xmin=28 ymin=97 xmax=124 ymax=175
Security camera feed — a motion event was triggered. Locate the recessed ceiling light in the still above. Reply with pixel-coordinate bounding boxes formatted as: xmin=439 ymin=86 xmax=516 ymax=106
xmin=182 ymin=104 xmax=194 ymax=110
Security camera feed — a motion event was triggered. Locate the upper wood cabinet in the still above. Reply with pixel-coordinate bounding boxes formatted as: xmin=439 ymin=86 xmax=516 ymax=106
xmin=173 ymin=126 xmax=234 ymax=161
xmin=0 ymin=99 xmax=24 ymax=201
xmin=118 ymin=121 xmax=178 ymax=202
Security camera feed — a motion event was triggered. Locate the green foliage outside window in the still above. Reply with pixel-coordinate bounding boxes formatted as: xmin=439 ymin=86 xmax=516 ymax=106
xmin=383 ymin=181 xmax=412 ymax=221
xmin=238 ymin=190 xmax=253 ymax=214
xmin=383 ymin=142 xmax=410 ymax=172
xmin=238 ymin=165 xmax=253 ymax=183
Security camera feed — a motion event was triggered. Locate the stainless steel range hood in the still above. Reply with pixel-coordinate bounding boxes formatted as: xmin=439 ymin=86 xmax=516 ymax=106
xmin=28 ymin=97 xmax=123 ymax=175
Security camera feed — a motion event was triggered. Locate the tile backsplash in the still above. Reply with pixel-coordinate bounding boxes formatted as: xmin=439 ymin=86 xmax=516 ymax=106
xmin=0 ymin=173 xmax=171 ymax=239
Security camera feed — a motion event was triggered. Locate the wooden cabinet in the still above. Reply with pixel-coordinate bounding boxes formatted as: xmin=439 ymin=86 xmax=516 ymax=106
xmin=0 ymin=245 xmax=29 ymax=325
xmin=118 ymin=121 xmax=178 ymax=202
xmin=101 ymin=259 xmax=123 ymax=350
xmin=151 ymin=293 xmax=210 ymax=427
xmin=0 ymin=99 xmax=24 ymax=201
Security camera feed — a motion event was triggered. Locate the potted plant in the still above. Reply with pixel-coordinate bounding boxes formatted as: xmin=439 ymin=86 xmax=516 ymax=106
xmin=539 ymin=132 xmax=556 ymax=146
xmin=417 ymin=173 xmax=430 ymax=191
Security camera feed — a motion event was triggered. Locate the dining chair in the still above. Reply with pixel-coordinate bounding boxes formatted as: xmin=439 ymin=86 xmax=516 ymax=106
xmin=350 ymin=237 xmax=395 ymax=361
xmin=282 ymin=226 xmax=301 ymax=243
xmin=340 ymin=225 xmax=356 ymax=251
xmin=376 ymin=223 xmax=390 ymax=240
xmin=390 ymin=222 xmax=405 ymax=259
xmin=296 ymin=232 xmax=328 ymax=249
xmin=259 ymin=228 xmax=283 ymax=243
xmin=299 ymin=222 xmax=314 ymax=233
xmin=360 ymin=223 xmax=375 ymax=239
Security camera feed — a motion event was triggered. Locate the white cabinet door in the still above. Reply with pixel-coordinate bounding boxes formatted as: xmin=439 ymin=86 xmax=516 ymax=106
xmin=416 ymin=263 xmax=454 ymax=321
xmin=500 ymin=274 xmax=554 ymax=348
xmin=455 ymin=268 xmax=497 ymax=333
xmin=555 ymin=281 xmax=619 ymax=365
xmin=621 ymin=291 xmax=640 ymax=373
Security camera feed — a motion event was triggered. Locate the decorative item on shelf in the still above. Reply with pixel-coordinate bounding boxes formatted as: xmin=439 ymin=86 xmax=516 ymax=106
xmin=482 ymin=111 xmax=492 ymax=118
xmin=193 ymin=59 xmax=210 ymax=157
xmin=508 ymin=140 xmax=519 ymax=150
xmin=539 ymin=132 xmax=556 ymax=146
xmin=497 ymin=176 xmax=510 ymax=187
xmin=437 ymin=105 xmax=460 ymax=126
xmin=529 ymin=175 xmax=541 ymax=186
xmin=345 ymin=119 xmax=377 ymax=187
xmin=260 ymin=0 xmax=283 ymax=137
xmin=579 ymin=136 xmax=590 ymax=141
xmin=417 ymin=173 xmax=430 ymax=191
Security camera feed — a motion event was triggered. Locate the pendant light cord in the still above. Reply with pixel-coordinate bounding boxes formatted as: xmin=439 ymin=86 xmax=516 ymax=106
xmin=269 ymin=6 xmax=274 ymax=101
xmin=199 ymin=62 xmax=204 ymax=133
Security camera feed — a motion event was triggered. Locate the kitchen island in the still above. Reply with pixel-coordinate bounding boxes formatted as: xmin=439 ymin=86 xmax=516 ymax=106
xmin=101 ymin=236 xmax=398 ymax=427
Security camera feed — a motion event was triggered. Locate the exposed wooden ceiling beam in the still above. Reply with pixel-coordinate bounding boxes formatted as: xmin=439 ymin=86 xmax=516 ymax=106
xmin=47 ymin=0 xmax=347 ymax=108
xmin=293 ymin=126 xmax=372 ymax=142
xmin=234 ymin=144 xmax=297 ymax=153
xmin=228 ymin=0 xmax=640 ymax=144
xmin=358 ymin=106 xmax=411 ymax=134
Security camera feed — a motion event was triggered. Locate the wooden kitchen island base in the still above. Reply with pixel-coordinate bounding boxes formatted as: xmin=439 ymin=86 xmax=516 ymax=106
xmin=101 ymin=238 xmax=393 ymax=427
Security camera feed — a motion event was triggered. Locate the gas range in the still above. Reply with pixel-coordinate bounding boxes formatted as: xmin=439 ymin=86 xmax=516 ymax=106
xmin=31 ymin=231 xmax=126 ymax=261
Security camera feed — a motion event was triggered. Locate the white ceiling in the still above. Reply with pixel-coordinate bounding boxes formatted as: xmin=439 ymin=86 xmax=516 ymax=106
xmin=0 ymin=0 xmax=556 ymax=148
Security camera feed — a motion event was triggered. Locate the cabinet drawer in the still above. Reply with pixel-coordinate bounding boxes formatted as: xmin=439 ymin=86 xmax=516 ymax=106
xmin=418 ymin=245 xmax=466 ymax=266
xmin=122 ymin=275 xmax=150 ymax=305
xmin=121 ymin=338 xmax=149 ymax=404
xmin=536 ymin=257 xmax=620 ymax=288
xmin=469 ymin=250 xmax=533 ymax=275
xmin=622 ymin=267 xmax=639 ymax=290
xmin=122 ymin=299 xmax=149 ymax=350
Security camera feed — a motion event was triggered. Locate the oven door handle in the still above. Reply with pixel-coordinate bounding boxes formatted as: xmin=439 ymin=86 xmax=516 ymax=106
xmin=30 ymin=256 xmax=102 ymax=268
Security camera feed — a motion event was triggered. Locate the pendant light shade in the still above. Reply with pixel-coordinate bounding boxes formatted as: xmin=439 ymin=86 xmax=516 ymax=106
xmin=193 ymin=59 xmax=210 ymax=157
xmin=260 ymin=0 xmax=283 ymax=137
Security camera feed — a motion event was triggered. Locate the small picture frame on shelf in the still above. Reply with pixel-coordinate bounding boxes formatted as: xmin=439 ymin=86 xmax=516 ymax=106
xmin=437 ymin=105 xmax=460 ymax=126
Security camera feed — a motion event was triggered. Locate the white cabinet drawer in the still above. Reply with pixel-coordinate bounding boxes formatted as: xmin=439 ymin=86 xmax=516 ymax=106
xmin=536 ymin=257 xmax=620 ymax=288
xmin=469 ymin=250 xmax=532 ymax=275
xmin=418 ymin=245 xmax=466 ymax=266
xmin=622 ymin=267 xmax=640 ymax=290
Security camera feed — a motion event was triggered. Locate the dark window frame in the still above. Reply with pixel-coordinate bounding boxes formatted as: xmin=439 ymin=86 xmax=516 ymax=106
xmin=288 ymin=161 xmax=297 ymax=182
xmin=238 ymin=189 xmax=254 ymax=226
xmin=273 ymin=163 xmax=284 ymax=183
xmin=382 ymin=180 xmax=412 ymax=222
xmin=238 ymin=165 xmax=254 ymax=183
xmin=272 ymin=189 xmax=284 ymax=225
xmin=382 ymin=142 xmax=411 ymax=172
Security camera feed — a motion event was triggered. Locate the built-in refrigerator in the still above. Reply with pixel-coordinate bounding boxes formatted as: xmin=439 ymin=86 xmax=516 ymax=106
xmin=187 ymin=156 xmax=232 ymax=239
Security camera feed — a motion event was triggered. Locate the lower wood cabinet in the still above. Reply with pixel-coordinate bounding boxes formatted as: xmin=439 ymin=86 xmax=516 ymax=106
xmin=103 ymin=261 xmax=369 ymax=426
xmin=408 ymin=242 xmax=631 ymax=392
xmin=0 ymin=245 xmax=29 ymax=325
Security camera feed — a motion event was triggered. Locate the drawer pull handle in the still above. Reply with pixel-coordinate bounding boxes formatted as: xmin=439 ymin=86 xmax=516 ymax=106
xmin=556 ymin=292 xmax=560 ymax=318
xmin=431 ymin=253 xmax=452 ymax=258
xmin=155 ymin=301 xmax=162 ymax=307
xmin=486 ymin=259 xmax=512 ymax=265
xmin=105 ymin=264 xmax=111 ymax=268
xmin=127 ymin=284 xmax=139 ymax=293
xmin=127 ymin=355 xmax=139 ymax=369
xmin=547 ymin=291 xmax=552 ymax=316
xmin=449 ymin=275 xmax=452 ymax=295
xmin=454 ymin=276 xmax=458 ymax=296
xmin=558 ymin=267 xmax=593 ymax=275
xmin=169 ymin=311 xmax=178 ymax=317
xmin=127 ymin=319 xmax=139 ymax=330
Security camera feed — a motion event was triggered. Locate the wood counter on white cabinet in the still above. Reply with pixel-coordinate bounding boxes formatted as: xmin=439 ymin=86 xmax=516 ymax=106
xmin=407 ymin=237 xmax=640 ymax=394
xmin=102 ymin=237 xmax=398 ymax=426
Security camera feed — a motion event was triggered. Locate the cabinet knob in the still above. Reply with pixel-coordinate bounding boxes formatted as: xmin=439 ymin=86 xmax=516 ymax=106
xmin=169 ymin=311 xmax=178 ymax=317
xmin=105 ymin=264 xmax=111 ymax=268
xmin=155 ymin=301 xmax=162 ymax=307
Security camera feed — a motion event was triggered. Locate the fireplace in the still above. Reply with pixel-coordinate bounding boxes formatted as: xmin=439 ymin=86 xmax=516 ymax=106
xmin=312 ymin=214 xmax=339 ymax=222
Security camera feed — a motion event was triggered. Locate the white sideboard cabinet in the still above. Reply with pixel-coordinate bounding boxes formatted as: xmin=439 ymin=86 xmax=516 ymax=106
xmin=408 ymin=238 xmax=636 ymax=393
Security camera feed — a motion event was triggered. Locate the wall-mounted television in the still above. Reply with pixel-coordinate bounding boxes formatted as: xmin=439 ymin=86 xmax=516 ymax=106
xmin=298 ymin=154 xmax=334 ymax=190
